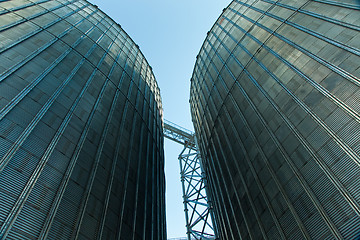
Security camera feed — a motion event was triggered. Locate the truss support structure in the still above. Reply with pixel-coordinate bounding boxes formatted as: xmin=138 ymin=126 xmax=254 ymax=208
xmin=163 ymin=120 xmax=217 ymax=240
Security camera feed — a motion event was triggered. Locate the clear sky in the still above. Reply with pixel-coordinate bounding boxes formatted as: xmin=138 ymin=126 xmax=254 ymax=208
xmin=88 ymin=0 xmax=231 ymax=238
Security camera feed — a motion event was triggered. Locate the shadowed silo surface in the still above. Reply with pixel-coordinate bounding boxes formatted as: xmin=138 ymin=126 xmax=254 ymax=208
xmin=190 ymin=0 xmax=360 ymax=239
xmin=0 ymin=0 xmax=166 ymax=239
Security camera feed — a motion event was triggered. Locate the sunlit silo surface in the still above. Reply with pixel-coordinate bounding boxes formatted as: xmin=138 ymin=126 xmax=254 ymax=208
xmin=0 ymin=0 xmax=166 ymax=239
xmin=190 ymin=0 xmax=360 ymax=239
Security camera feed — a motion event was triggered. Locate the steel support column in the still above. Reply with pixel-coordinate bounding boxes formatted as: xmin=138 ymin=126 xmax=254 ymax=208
xmin=163 ymin=120 xmax=217 ymax=240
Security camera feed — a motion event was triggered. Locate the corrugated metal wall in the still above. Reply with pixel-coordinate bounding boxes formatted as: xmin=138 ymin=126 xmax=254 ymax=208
xmin=190 ymin=0 xmax=360 ymax=239
xmin=0 ymin=0 xmax=166 ymax=239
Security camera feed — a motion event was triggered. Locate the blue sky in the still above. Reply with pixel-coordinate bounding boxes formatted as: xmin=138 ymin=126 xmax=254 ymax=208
xmin=88 ymin=0 xmax=231 ymax=238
